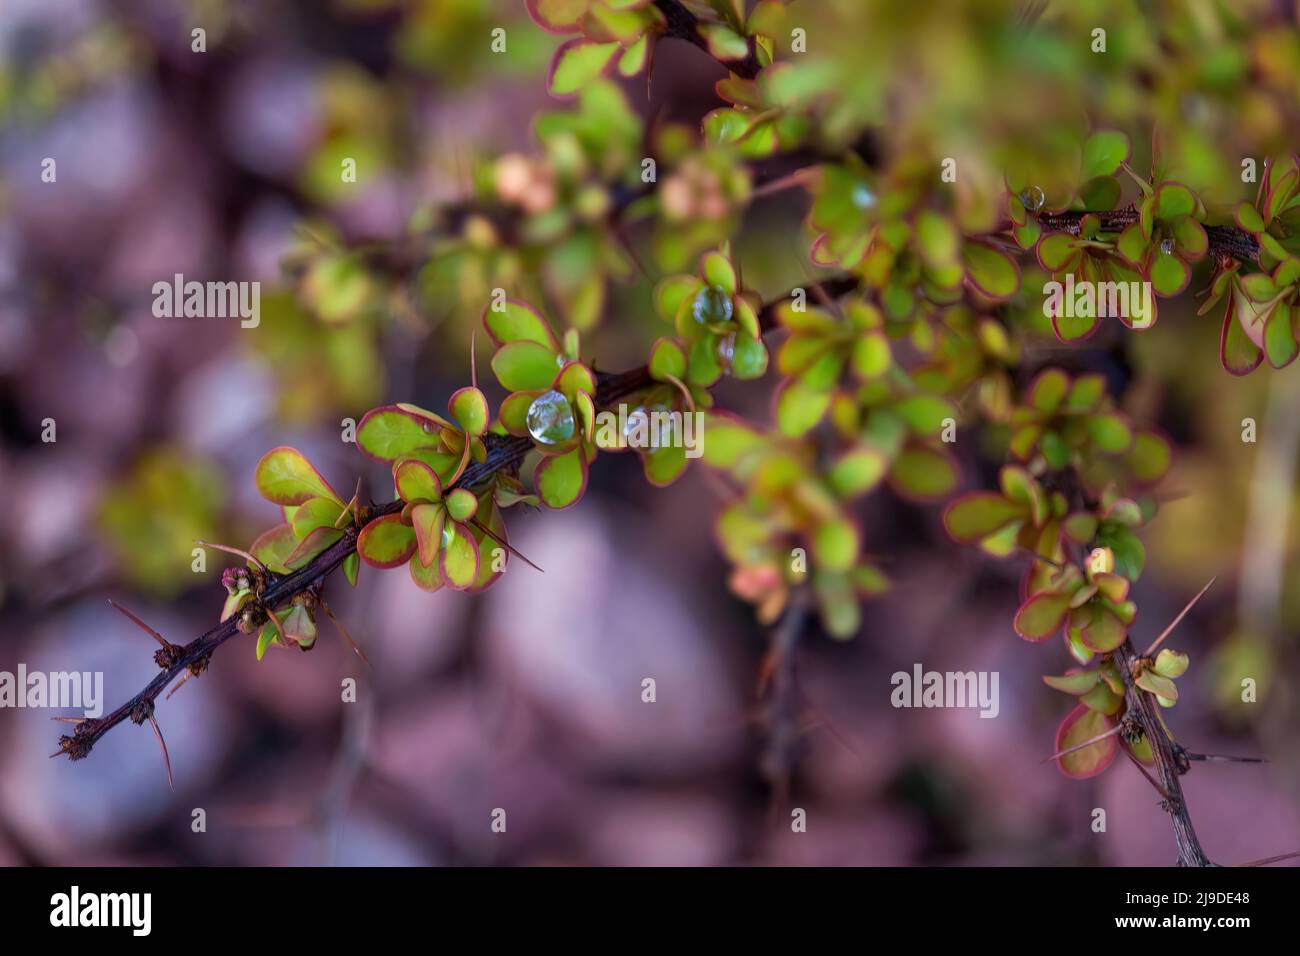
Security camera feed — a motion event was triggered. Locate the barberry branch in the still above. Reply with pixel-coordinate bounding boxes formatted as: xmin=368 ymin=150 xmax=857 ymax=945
xmin=1112 ymin=638 xmax=1214 ymax=866
xmin=57 ymin=275 xmax=858 ymax=767
xmin=1036 ymin=207 xmax=1260 ymax=263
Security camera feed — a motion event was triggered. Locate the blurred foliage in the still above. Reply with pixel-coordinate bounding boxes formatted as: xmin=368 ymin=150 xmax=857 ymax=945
xmin=97 ymin=450 xmax=227 ymax=598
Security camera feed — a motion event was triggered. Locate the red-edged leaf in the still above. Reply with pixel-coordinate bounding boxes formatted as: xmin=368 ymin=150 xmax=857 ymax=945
xmin=1054 ymin=703 xmax=1119 ymax=779
xmin=356 ymin=514 xmax=417 ymax=569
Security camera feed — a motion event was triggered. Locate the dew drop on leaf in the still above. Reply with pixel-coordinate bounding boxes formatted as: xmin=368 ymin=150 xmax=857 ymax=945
xmin=692 ymin=284 xmax=734 ymax=325
xmin=1020 ymin=186 xmax=1045 ymax=212
xmin=852 ymin=183 xmax=876 ymax=210
xmin=716 ymin=332 xmax=736 ymax=372
xmin=526 ymin=389 xmax=576 ymax=444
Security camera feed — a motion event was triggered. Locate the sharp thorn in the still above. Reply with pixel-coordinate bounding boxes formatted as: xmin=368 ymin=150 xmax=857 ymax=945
xmin=147 ymin=714 xmax=174 ymax=792
xmin=195 ymin=540 xmax=265 ymax=571
xmin=1143 ymin=576 xmax=1216 ymax=657
xmin=107 ymin=599 xmax=170 ymax=649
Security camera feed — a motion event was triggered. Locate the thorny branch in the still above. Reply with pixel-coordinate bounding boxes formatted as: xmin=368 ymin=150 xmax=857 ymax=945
xmin=1037 ymin=207 xmax=1260 ymax=263
xmin=1112 ymin=638 xmax=1215 ymax=867
xmin=55 ymin=277 xmax=853 ymax=767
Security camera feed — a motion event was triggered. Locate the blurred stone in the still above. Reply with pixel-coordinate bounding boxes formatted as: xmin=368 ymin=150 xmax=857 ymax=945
xmin=481 ymin=504 xmax=745 ymax=775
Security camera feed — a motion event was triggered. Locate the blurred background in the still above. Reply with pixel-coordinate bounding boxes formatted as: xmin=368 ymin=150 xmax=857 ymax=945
xmin=1 ymin=0 xmax=1298 ymax=866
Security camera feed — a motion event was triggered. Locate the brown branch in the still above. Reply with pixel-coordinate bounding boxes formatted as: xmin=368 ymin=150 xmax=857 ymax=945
xmin=1111 ymin=638 xmax=1215 ymax=866
xmin=1037 ymin=207 xmax=1259 ymax=263
xmin=58 ymin=275 xmax=860 ymax=766
xmin=757 ymin=589 xmax=809 ymax=811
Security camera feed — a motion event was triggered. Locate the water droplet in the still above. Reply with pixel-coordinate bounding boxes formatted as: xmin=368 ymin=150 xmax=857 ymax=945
xmin=691 ymin=284 xmax=733 ymax=326
xmin=852 ymin=183 xmax=876 ymax=210
xmin=716 ymin=332 xmax=736 ymax=373
xmin=526 ymin=389 xmax=575 ymax=445
xmin=1019 ymin=186 xmax=1045 ymax=212
xmin=624 ymin=406 xmax=647 ymax=440
xmin=1159 ymin=238 xmax=1174 ymax=255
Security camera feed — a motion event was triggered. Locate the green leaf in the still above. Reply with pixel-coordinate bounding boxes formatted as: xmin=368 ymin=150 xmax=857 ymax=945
xmin=357 ymin=514 xmax=418 ymax=569
xmin=648 ymin=338 xmax=687 ymax=381
xmin=410 ymin=502 xmax=446 ymax=568
xmin=256 ymin=618 xmax=281 ymax=661
xmin=962 ymin=241 xmax=1019 ymax=300
xmin=812 ymin=518 xmax=858 ymax=572
xmin=440 ymin=520 xmax=480 ymax=590
xmin=700 ymin=23 xmax=749 ymax=60
xmin=482 ymin=298 xmax=559 ymax=350
xmin=343 ymin=551 xmax=359 ymax=587
xmin=892 ymin=395 xmax=954 ymax=436
xmin=654 ymin=275 xmax=701 ymax=323
xmin=1172 ymin=216 xmax=1208 ymax=260
xmin=492 ymin=340 xmax=563 ymax=391
xmin=250 ymin=524 xmax=298 ymax=574
xmin=1136 ymin=669 xmax=1179 ymax=702
xmin=357 ymin=406 xmax=443 ymax=462
xmin=851 ymin=332 xmax=891 ymax=379
xmin=1028 ymin=367 xmax=1070 ymax=413
xmin=1115 ymin=223 xmax=1149 ymax=265
xmin=555 ymin=362 xmax=597 ymax=401
xmin=1149 ymin=252 xmax=1190 ymax=296
xmin=943 ymin=493 xmax=1026 ymax=543
xmin=254 ymin=447 xmax=341 ymax=506
xmin=445 ymin=488 xmax=478 ymax=522
xmin=1036 ymin=234 xmax=1079 ymax=273
xmin=1154 ymin=183 xmax=1195 ymax=221
xmin=393 ymin=458 xmax=443 ymax=503
xmin=702 ymin=414 xmax=764 ymax=470
xmin=499 ymin=391 xmax=540 ymax=436
xmin=887 ymin=446 xmax=958 ymax=500
xmin=1126 ymin=431 xmax=1171 ymax=483
xmin=1101 ymin=525 xmax=1146 ymax=580
xmin=290 ymin=496 xmax=345 ymax=539
xmin=1220 ymin=295 xmax=1264 ymax=375
xmin=1088 ymin=413 xmax=1133 ymax=453
xmin=702 ymin=250 xmax=737 ymax=295
xmin=535 ymin=446 xmax=587 ymax=509
xmin=642 ymin=443 xmax=689 ymax=486
xmin=1076 ymin=602 xmax=1127 ymax=652
xmin=548 ymin=39 xmax=620 ymax=96
xmin=1014 ymin=591 xmax=1071 ymax=641
xmin=1235 ymin=201 xmax=1265 ymax=234
xmin=1264 ymin=300 xmax=1298 ymax=368
xmin=1043 ymin=670 xmax=1101 ymax=695
xmin=449 ymin=387 xmax=490 ymax=437
xmin=1054 ymin=703 xmax=1118 ymax=779
xmin=284 ymin=526 xmax=343 ymax=569
xmin=729 ymin=331 xmax=768 ymax=379
xmin=828 ymin=447 xmax=887 ymax=498
xmin=1077 ymin=175 xmax=1121 ymax=211
xmin=1081 ymin=130 xmax=1130 ymax=180
xmin=775 ymin=379 xmax=832 ymax=437
xmin=1080 ymin=681 xmax=1123 ymax=715
xmin=686 ymin=336 xmax=723 ymax=387
xmin=1153 ymin=649 xmax=1189 ymax=679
